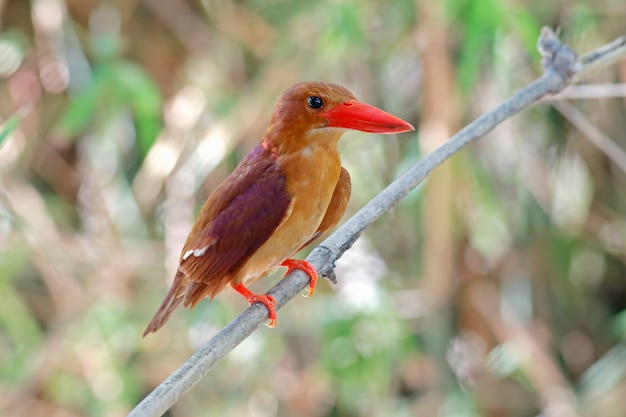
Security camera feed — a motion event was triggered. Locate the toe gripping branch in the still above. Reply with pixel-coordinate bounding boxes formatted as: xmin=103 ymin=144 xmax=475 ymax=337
xmin=231 ymin=259 xmax=321 ymax=328
xmin=231 ymin=282 xmax=278 ymax=328
xmin=281 ymin=259 xmax=318 ymax=297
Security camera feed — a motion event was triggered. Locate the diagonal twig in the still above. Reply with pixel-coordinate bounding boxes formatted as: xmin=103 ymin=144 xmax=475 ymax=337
xmin=551 ymin=100 xmax=626 ymax=175
xmin=128 ymin=27 xmax=626 ymax=417
xmin=545 ymin=83 xmax=626 ymax=100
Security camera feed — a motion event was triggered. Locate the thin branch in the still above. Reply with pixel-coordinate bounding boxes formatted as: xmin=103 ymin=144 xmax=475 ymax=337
xmin=573 ymin=34 xmax=626 ymax=82
xmin=552 ymin=100 xmax=626 ymax=175
xmin=545 ymin=83 xmax=626 ymax=100
xmin=127 ymin=27 xmax=626 ymax=417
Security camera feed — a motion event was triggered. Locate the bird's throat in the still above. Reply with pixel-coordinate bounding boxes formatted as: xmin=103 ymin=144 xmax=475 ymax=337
xmin=263 ymin=125 xmax=344 ymax=157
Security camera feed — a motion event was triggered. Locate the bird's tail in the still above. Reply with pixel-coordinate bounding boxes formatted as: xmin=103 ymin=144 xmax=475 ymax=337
xmin=143 ymin=271 xmax=187 ymax=336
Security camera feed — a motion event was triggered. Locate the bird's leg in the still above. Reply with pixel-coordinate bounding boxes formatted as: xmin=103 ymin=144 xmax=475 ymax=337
xmin=230 ymin=282 xmax=277 ymax=328
xmin=280 ymin=259 xmax=318 ymax=297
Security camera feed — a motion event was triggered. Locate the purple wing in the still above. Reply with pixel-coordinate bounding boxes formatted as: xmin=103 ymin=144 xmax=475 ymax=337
xmin=178 ymin=144 xmax=293 ymax=302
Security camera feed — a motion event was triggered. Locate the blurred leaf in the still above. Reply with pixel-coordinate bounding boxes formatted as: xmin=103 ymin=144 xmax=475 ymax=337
xmin=115 ymin=62 xmax=163 ymax=158
xmin=455 ymin=0 xmax=498 ymax=93
xmin=450 ymin=0 xmax=540 ymax=92
xmin=612 ymin=310 xmax=626 ymax=340
xmin=318 ymin=2 xmax=367 ymax=58
xmin=579 ymin=345 xmax=626 ymax=396
xmin=55 ymin=60 xmax=161 ymax=160
xmin=0 ymin=248 xmax=43 ymax=381
xmin=486 ymin=342 xmax=529 ymax=386
xmin=441 ymin=390 xmax=480 ymax=417
xmin=0 ymin=115 xmax=21 ymax=145
xmin=55 ymin=76 xmax=101 ymax=138
xmin=45 ymin=371 xmax=94 ymax=411
xmin=569 ymin=4 xmax=600 ymax=37
xmin=501 ymin=4 xmax=541 ymax=54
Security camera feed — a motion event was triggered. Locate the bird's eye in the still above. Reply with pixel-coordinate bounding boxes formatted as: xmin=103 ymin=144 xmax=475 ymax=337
xmin=307 ymin=96 xmax=324 ymax=109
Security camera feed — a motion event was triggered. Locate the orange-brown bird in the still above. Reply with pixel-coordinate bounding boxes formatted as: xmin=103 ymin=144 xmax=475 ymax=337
xmin=143 ymin=82 xmax=413 ymax=335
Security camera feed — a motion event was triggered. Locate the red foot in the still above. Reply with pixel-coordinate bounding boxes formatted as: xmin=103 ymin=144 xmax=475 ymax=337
xmin=231 ymin=283 xmax=277 ymax=328
xmin=281 ymin=259 xmax=318 ymax=298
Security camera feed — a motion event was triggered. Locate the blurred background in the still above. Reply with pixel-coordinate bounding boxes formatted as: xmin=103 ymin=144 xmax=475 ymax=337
xmin=1 ymin=0 xmax=625 ymax=416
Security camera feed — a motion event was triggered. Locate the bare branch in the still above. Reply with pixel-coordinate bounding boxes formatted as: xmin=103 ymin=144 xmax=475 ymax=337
xmin=127 ymin=27 xmax=626 ymax=417
xmin=545 ymin=83 xmax=626 ymax=100
xmin=573 ymin=35 xmax=626 ymax=82
xmin=552 ymin=100 xmax=626 ymax=175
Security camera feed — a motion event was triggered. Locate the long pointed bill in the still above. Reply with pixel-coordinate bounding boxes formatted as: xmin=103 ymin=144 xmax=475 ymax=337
xmin=320 ymin=99 xmax=414 ymax=134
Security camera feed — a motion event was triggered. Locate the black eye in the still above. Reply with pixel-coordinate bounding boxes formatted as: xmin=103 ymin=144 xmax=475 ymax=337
xmin=307 ymin=96 xmax=324 ymax=109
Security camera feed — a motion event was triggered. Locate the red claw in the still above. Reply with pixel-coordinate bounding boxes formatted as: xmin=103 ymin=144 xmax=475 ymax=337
xmin=231 ymin=283 xmax=277 ymax=328
xmin=281 ymin=259 xmax=318 ymax=297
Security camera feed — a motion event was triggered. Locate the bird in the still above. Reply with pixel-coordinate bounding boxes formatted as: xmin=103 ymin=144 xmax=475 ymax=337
xmin=143 ymin=81 xmax=414 ymax=336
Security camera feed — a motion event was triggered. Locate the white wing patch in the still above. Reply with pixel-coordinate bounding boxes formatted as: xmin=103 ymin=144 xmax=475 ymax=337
xmin=183 ymin=245 xmax=209 ymax=260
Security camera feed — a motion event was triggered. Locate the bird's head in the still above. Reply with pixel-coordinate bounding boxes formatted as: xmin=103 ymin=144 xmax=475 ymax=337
xmin=265 ymin=82 xmax=414 ymax=151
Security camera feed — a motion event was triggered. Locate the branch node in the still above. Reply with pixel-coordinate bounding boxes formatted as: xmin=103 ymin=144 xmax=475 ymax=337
xmin=321 ymin=268 xmax=338 ymax=285
xmin=309 ymin=245 xmax=337 ymax=284
xmin=537 ymin=26 xmax=578 ymax=90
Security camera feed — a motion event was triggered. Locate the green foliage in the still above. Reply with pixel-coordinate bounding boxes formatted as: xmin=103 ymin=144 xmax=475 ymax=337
xmin=0 ymin=115 xmax=20 ymax=146
xmin=56 ymin=59 xmax=162 ymax=161
xmin=448 ymin=0 xmax=540 ymax=92
xmin=0 ymin=248 xmax=42 ymax=382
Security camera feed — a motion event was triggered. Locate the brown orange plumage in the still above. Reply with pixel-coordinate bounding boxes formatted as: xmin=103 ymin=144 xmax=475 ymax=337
xmin=143 ymin=82 xmax=413 ymax=335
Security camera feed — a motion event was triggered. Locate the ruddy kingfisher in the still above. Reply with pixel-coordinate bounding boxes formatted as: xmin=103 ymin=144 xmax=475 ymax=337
xmin=144 ymin=82 xmax=414 ymax=335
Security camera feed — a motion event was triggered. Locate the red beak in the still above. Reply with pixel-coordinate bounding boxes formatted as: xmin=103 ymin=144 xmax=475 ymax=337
xmin=320 ymin=99 xmax=414 ymax=134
